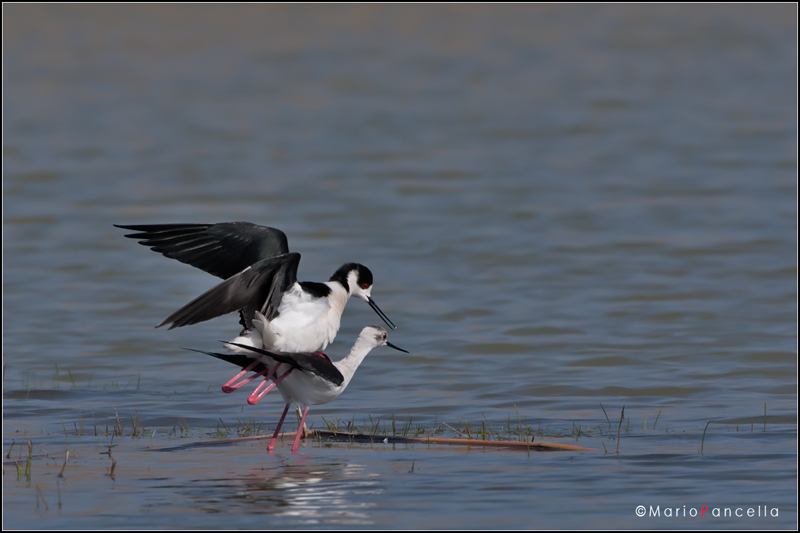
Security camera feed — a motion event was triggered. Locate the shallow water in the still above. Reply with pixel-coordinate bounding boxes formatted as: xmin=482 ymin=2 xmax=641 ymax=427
xmin=3 ymin=4 xmax=797 ymax=529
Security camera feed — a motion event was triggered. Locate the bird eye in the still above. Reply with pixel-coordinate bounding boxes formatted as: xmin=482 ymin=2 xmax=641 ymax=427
xmin=361 ymin=282 xmax=369 ymax=289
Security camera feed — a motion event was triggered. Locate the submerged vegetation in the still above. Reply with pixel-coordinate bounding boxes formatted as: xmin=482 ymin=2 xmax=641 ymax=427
xmin=8 ymin=400 xmax=774 ymax=452
xmin=3 ymin=362 xmax=779 ymax=479
xmin=40 ymin=400 xmax=632 ymax=445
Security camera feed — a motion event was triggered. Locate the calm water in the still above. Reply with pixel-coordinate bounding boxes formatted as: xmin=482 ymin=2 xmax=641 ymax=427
xmin=3 ymin=4 xmax=797 ymax=529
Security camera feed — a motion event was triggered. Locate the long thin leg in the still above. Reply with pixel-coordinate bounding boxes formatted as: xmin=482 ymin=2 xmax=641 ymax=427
xmin=292 ymin=406 xmax=310 ymax=454
xmin=247 ymin=367 xmax=293 ymax=405
xmin=221 ymin=359 xmax=262 ymax=393
xmin=246 ymin=363 xmax=282 ymax=403
xmin=267 ymin=403 xmax=291 ymax=453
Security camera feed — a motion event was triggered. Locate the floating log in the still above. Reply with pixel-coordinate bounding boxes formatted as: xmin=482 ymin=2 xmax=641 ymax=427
xmin=152 ymin=429 xmax=596 ymax=453
xmin=313 ymin=430 xmax=596 ymax=452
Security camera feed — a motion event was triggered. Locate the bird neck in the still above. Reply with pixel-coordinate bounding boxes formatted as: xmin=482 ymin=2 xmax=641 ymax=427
xmin=323 ymin=279 xmax=351 ymax=315
xmin=333 ymin=335 xmax=375 ymax=389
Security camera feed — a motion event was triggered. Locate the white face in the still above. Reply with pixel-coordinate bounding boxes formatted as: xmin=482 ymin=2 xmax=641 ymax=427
xmin=347 ymin=270 xmax=372 ymax=302
xmin=368 ymin=326 xmax=388 ymax=346
xmin=362 ymin=325 xmax=406 ymax=353
xmin=345 ymin=266 xmax=395 ymax=330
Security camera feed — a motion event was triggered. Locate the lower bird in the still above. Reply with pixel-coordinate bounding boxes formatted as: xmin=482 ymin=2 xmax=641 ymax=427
xmin=197 ymin=323 xmax=408 ymax=453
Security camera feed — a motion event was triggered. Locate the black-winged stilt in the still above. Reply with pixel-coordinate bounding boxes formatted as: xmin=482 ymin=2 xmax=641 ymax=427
xmin=197 ymin=324 xmax=408 ymax=453
xmin=114 ymin=222 xmax=396 ymax=353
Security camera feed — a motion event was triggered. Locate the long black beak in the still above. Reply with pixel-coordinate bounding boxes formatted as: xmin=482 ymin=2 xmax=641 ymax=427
xmin=386 ymin=341 xmax=409 ymax=353
xmin=368 ymin=296 xmax=396 ymax=330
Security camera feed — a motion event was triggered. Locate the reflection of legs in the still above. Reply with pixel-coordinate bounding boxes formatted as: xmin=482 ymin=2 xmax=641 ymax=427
xmin=292 ymin=406 xmax=310 ymax=454
xmin=267 ymin=403 xmax=291 ymax=452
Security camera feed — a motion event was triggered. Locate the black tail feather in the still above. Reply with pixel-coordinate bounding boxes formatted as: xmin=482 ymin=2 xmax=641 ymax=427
xmin=183 ymin=348 xmax=269 ymax=373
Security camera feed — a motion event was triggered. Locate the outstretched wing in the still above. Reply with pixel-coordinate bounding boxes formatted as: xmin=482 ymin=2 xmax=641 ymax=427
xmin=157 ymin=253 xmax=301 ymax=329
xmin=115 ymin=222 xmax=290 ymax=280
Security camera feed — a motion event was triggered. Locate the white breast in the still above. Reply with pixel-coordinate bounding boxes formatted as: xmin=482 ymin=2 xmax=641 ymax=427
xmin=259 ymin=282 xmax=349 ymax=353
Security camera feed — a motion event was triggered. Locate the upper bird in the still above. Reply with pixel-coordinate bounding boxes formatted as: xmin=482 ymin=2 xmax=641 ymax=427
xmin=114 ymin=222 xmax=396 ymax=353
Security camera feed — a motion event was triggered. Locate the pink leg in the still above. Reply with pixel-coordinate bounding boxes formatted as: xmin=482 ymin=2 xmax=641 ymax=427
xmin=246 ymin=364 xmax=282 ymax=404
xmin=222 ymin=360 xmax=273 ymax=393
xmin=292 ymin=406 xmax=310 ymax=454
xmin=267 ymin=403 xmax=291 ymax=453
xmin=247 ymin=367 xmax=294 ymax=405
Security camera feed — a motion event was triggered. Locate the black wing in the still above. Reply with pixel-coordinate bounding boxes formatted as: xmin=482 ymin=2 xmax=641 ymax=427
xmin=225 ymin=342 xmax=345 ymax=387
xmin=157 ymin=252 xmax=301 ymax=330
xmin=114 ymin=222 xmax=290 ymax=280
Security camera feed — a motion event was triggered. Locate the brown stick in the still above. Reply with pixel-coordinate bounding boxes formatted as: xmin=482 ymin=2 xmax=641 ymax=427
xmin=406 ymin=435 xmax=595 ymax=452
xmin=151 ymin=430 xmax=597 ymax=452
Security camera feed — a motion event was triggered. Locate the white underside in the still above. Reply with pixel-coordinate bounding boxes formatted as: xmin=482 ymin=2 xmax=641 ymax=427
xmin=270 ymin=368 xmax=344 ymax=405
xmin=260 ymin=281 xmax=348 ymax=353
